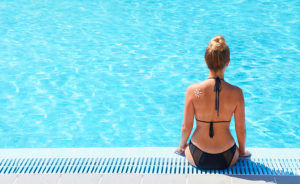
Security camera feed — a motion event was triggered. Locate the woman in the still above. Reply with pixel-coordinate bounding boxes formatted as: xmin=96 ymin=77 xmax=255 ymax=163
xmin=174 ymin=36 xmax=251 ymax=170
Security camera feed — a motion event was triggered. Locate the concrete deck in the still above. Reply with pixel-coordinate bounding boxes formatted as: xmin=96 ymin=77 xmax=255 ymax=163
xmin=0 ymin=173 xmax=300 ymax=184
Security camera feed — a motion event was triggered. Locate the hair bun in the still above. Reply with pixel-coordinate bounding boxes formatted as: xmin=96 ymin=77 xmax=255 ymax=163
xmin=210 ymin=36 xmax=227 ymax=51
xmin=205 ymin=36 xmax=230 ymax=72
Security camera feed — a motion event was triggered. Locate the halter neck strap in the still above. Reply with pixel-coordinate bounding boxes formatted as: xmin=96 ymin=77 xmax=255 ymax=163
xmin=207 ymin=77 xmax=224 ymax=80
xmin=207 ymin=77 xmax=222 ymax=116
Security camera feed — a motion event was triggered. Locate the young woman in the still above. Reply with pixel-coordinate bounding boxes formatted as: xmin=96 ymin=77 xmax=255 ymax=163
xmin=174 ymin=36 xmax=251 ymax=170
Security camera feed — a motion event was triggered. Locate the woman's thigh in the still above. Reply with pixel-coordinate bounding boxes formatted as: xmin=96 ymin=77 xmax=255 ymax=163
xmin=229 ymin=146 xmax=239 ymax=167
xmin=184 ymin=145 xmax=196 ymax=167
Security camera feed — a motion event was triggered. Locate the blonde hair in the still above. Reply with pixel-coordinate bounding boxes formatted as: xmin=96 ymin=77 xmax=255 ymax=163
xmin=205 ymin=36 xmax=230 ymax=72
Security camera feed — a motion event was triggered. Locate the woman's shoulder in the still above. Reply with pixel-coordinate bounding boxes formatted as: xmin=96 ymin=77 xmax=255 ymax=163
xmin=185 ymin=81 xmax=207 ymax=98
xmin=186 ymin=81 xmax=205 ymax=91
xmin=187 ymin=80 xmax=242 ymax=91
xmin=224 ymin=82 xmax=244 ymax=99
xmin=225 ymin=82 xmax=243 ymax=93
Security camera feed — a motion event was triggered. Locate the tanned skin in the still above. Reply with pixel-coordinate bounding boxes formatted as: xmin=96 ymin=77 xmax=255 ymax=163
xmin=174 ymin=60 xmax=251 ymax=167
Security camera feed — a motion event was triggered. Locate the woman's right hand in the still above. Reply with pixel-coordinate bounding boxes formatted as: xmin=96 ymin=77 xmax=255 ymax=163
xmin=239 ymin=150 xmax=251 ymax=157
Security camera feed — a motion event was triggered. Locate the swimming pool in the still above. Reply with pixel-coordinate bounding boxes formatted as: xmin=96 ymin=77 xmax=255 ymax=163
xmin=0 ymin=0 xmax=299 ymax=148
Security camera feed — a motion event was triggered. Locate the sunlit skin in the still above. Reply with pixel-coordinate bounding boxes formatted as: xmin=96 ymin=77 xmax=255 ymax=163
xmin=174 ymin=60 xmax=251 ymax=167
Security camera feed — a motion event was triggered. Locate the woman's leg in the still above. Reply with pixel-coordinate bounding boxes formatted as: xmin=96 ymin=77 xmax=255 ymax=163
xmin=184 ymin=144 xmax=196 ymax=167
xmin=229 ymin=145 xmax=240 ymax=167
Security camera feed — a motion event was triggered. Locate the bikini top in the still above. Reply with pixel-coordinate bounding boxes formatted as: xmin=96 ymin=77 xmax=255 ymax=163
xmin=196 ymin=77 xmax=231 ymax=138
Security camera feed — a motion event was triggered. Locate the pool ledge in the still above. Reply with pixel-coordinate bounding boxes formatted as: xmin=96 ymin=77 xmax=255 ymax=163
xmin=0 ymin=147 xmax=299 ymax=158
xmin=0 ymin=147 xmax=299 ymax=177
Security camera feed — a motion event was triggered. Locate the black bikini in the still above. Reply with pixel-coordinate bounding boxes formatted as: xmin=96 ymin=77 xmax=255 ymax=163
xmin=188 ymin=77 xmax=237 ymax=170
xmin=189 ymin=140 xmax=236 ymax=170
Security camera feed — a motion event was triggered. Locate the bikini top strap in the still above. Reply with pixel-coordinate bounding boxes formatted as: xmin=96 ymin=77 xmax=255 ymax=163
xmin=195 ymin=119 xmax=231 ymax=123
xmin=208 ymin=77 xmax=223 ymax=116
xmin=196 ymin=77 xmax=225 ymax=138
xmin=195 ymin=118 xmax=231 ymax=138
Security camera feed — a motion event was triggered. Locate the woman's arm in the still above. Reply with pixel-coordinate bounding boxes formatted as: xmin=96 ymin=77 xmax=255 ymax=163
xmin=179 ymin=86 xmax=195 ymax=149
xmin=234 ymin=87 xmax=247 ymax=155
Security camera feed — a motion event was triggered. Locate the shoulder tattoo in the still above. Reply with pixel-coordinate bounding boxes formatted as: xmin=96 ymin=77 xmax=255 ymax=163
xmin=194 ymin=88 xmax=202 ymax=98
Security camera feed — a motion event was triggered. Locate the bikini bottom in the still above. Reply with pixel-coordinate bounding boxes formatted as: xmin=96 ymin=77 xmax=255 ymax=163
xmin=188 ymin=140 xmax=236 ymax=170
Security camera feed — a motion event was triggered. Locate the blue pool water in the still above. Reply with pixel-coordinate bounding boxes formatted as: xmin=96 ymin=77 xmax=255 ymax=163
xmin=0 ymin=0 xmax=299 ymax=148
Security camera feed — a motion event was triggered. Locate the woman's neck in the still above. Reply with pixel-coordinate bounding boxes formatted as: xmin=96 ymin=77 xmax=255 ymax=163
xmin=208 ymin=70 xmax=225 ymax=79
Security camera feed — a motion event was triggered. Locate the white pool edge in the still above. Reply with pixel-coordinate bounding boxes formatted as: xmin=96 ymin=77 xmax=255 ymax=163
xmin=0 ymin=147 xmax=299 ymax=158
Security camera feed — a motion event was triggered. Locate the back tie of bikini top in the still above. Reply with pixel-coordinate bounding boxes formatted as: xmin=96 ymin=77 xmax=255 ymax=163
xmin=196 ymin=77 xmax=230 ymax=138
xmin=209 ymin=76 xmax=222 ymax=116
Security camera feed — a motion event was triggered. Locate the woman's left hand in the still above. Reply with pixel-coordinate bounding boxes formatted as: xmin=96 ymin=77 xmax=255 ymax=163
xmin=174 ymin=144 xmax=187 ymax=155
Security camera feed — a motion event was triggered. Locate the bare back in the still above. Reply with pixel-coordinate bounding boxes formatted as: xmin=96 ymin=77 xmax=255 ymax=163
xmin=189 ymin=79 xmax=242 ymax=153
